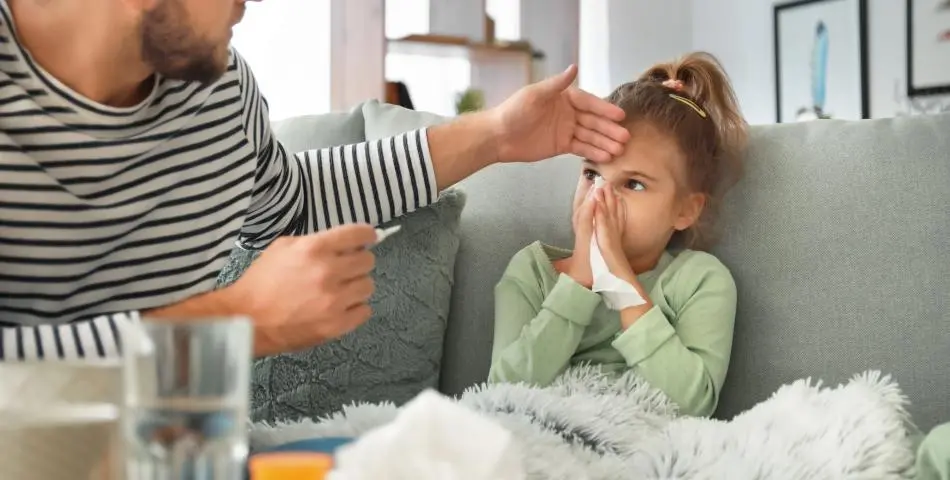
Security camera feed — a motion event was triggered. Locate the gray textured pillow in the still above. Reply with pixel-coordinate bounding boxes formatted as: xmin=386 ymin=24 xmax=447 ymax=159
xmin=217 ymin=189 xmax=465 ymax=423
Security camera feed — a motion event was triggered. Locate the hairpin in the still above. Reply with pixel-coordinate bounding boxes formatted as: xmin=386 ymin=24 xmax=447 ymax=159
xmin=669 ymin=94 xmax=708 ymax=118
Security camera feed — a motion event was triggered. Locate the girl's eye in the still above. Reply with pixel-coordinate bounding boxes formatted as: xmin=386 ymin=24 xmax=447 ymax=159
xmin=582 ymin=169 xmax=599 ymax=181
xmin=626 ymin=180 xmax=646 ymax=192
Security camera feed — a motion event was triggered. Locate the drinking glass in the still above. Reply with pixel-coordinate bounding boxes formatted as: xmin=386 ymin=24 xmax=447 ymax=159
xmin=121 ymin=317 xmax=252 ymax=480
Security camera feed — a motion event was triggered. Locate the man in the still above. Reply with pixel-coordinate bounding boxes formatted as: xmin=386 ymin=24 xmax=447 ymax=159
xmin=0 ymin=0 xmax=629 ymax=360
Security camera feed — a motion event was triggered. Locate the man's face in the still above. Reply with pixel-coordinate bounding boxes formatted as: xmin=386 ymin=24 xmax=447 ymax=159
xmin=140 ymin=0 xmax=250 ymax=85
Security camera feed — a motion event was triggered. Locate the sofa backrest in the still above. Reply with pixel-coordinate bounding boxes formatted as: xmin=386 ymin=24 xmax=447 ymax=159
xmin=276 ymin=103 xmax=949 ymax=430
xmin=442 ymin=113 xmax=950 ymax=431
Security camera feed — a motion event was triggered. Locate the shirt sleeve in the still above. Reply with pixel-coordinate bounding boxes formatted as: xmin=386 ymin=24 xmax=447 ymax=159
xmin=489 ymin=273 xmax=603 ymax=386
xmin=233 ymin=50 xmax=438 ymax=249
xmin=610 ymin=259 xmax=737 ymax=417
xmin=0 ymin=313 xmax=136 ymax=362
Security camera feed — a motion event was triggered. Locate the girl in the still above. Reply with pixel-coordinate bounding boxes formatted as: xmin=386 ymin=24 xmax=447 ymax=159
xmin=488 ymin=52 xmax=749 ymax=418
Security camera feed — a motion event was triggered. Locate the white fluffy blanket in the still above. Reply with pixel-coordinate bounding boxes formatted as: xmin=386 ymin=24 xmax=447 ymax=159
xmin=249 ymin=367 xmax=918 ymax=479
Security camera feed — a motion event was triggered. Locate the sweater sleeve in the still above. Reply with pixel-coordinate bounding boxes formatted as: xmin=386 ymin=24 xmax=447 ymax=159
xmin=0 ymin=313 xmax=135 ymax=361
xmin=232 ymin=50 xmax=437 ymax=249
xmin=489 ymin=273 xmax=603 ymax=386
xmin=610 ymin=257 xmax=737 ymax=417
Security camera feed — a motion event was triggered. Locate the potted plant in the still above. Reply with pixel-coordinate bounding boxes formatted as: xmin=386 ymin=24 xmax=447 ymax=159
xmin=455 ymin=88 xmax=485 ymax=115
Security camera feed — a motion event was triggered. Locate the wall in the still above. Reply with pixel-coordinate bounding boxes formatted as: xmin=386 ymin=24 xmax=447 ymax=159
xmin=867 ymin=0 xmax=950 ymax=117
xmin=579 ymin=0 xmax=612 ymax=97
xmin=691 ymin=0 xmax=772 ymax=123
xmin=607 ymin=0 xmax=694 ymax=88
xmin=430 ymin=0 xmax=486 ymax=42
xmin=692 ymin=0 xmax=950 ymax=124
xmin=521 ymin=0 xmax=580 ymax=78
xmin=330 ymin=0 xmax=386 ymax=111
xmin=579 ymin=0 xmax=694 ymax=97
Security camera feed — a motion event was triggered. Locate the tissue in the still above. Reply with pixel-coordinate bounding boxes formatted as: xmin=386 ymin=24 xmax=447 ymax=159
xmin=328 ymin=390 xmax=525 ymax=480
xmin=590 ymin=177 xmax=647 ymax=310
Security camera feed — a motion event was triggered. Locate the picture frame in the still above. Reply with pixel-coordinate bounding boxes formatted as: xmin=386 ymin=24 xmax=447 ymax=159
xmin=906 ymin=0 xmax=950 ymax=97
xmin=773 ymin=0 xmax=869 ymax=123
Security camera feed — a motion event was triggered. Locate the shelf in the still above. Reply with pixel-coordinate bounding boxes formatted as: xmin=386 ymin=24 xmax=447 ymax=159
xmin=385 ymin=34 xmax=536 ymax=116
xmin=387 ymin=34 xmax=533 ymax=60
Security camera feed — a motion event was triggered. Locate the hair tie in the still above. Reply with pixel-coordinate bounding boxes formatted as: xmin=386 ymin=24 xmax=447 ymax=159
xmin=662 ymin=79 xmax=685 ymax=92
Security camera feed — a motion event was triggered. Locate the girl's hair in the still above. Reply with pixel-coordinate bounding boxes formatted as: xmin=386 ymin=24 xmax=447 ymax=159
xmin=606 ymin=51 xmax=748 ymax=250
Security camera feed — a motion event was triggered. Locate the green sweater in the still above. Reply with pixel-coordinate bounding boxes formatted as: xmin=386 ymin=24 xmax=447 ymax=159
xmin=489 ymin=241 xmax=737 ymax=417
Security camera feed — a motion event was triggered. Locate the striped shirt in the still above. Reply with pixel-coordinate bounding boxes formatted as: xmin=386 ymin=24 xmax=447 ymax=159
xmin=0 ymin=2 xmax=437 ymax=361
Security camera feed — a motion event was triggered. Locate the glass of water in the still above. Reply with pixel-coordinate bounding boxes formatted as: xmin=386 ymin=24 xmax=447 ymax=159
xmin=121 ymin=317 xmax=253 ymax=480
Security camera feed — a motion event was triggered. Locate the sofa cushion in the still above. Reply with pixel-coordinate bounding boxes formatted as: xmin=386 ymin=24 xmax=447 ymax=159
xmin=361 ymin=100 xmax=449 ymax=140
xmin=334 ymin=102 xmax=950 ymax=432
xmin=218 ymin=189 xmax=465 ymax=423
xmin=709 ymin=114 xmax=950 ymax=431
xmin=361 ymin=103 xmax=950 ymax=432
xmin=271 ymin=109 xmax=365 ymax=152
xmin=216 ymin=109 xmax=466 ymax=423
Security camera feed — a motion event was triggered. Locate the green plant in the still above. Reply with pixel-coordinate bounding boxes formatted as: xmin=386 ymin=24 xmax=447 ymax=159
xmin=455 ymin=88 xmax=485 ymax=114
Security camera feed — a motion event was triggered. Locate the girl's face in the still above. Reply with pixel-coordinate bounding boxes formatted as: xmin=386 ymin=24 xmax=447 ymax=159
xmin=572 ymin=122 xmax=705 ymax=271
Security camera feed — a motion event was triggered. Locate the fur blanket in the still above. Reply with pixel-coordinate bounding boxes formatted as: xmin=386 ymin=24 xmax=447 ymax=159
xmin=249 ymin=367 xmax=918 ymax=479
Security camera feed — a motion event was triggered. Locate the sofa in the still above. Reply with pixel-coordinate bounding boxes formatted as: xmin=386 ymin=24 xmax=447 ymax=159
xmin=239 ymin=101 xmax=949 ymax=433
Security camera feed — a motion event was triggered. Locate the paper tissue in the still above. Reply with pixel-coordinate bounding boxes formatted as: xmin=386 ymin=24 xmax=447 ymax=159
xmin=328 ymin=390 xmax=525 ymax=480
xmin=589 ymin=177 xmax=646 ymax=310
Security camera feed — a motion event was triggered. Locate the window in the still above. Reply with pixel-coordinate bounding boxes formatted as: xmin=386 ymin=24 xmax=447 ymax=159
xmin=231 ymin=0 xmax=332 ymax=121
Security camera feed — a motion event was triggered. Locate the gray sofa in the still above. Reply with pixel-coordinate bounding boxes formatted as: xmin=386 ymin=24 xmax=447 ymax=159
xmin=267 ymin=102 xmax=950 ymax=432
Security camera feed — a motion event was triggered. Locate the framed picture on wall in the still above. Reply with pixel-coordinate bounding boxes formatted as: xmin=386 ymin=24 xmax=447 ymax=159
xmin=773 ymin=0 xmax=869 ymax=123
xmin=906 ymin=0 xmax=950 ymax=96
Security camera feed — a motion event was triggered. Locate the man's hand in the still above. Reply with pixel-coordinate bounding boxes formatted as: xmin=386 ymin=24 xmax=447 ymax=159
xmin=490 ymin=65 xmax=631 ymax=164
xmin=427 ymin=66 xmax=631 ymax=191
xmin=227 ymin=225 xmax=378 ymax=356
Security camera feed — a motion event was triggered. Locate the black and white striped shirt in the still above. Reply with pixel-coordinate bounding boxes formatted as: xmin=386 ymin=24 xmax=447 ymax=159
xmin=0 ymin=2 xmax=437 ymax=361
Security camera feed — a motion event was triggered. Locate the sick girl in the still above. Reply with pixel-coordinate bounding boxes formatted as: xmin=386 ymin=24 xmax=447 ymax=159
xmin=489 ymin=52 xmax=749 ymax=417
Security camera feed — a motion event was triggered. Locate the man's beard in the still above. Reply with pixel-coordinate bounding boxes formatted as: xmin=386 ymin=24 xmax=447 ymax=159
xmin=140 ymin=0 xmax=227 ymax=86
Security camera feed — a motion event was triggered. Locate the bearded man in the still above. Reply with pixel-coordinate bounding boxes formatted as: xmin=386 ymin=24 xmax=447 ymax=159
xmin=0 ymin=0 xmax=629 ymax=360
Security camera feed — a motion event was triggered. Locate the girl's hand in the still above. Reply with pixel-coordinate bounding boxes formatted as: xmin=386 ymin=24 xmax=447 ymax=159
xmin=594 ymin=186 xmax=654 ymax=329
xmin=593 ymin=186 xmax=637 ymax=284
xmin=564 ymin=188 xmax=597 ymax=288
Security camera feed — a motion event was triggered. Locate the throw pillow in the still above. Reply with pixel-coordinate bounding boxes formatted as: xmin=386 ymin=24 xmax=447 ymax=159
xmin=361 ymin=100 xmax=449 ymax=140
xmin=271 ymin=109 xmax=365 ymax=153
xmin=216 ymin=189 xmax=466 ymax=424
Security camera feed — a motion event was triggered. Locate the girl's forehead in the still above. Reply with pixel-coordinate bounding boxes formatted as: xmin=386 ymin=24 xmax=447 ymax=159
xmin=609 ymin=132 xmax=685 ymax=178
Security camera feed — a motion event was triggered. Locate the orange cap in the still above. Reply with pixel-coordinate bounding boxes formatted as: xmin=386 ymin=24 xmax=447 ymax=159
xmin=248 ymin=452 xmax=334 ymax=480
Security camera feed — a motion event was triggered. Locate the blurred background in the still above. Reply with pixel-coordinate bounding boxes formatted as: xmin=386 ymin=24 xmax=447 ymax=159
xmin=232 ymin=0 xmax=950 ymax=124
